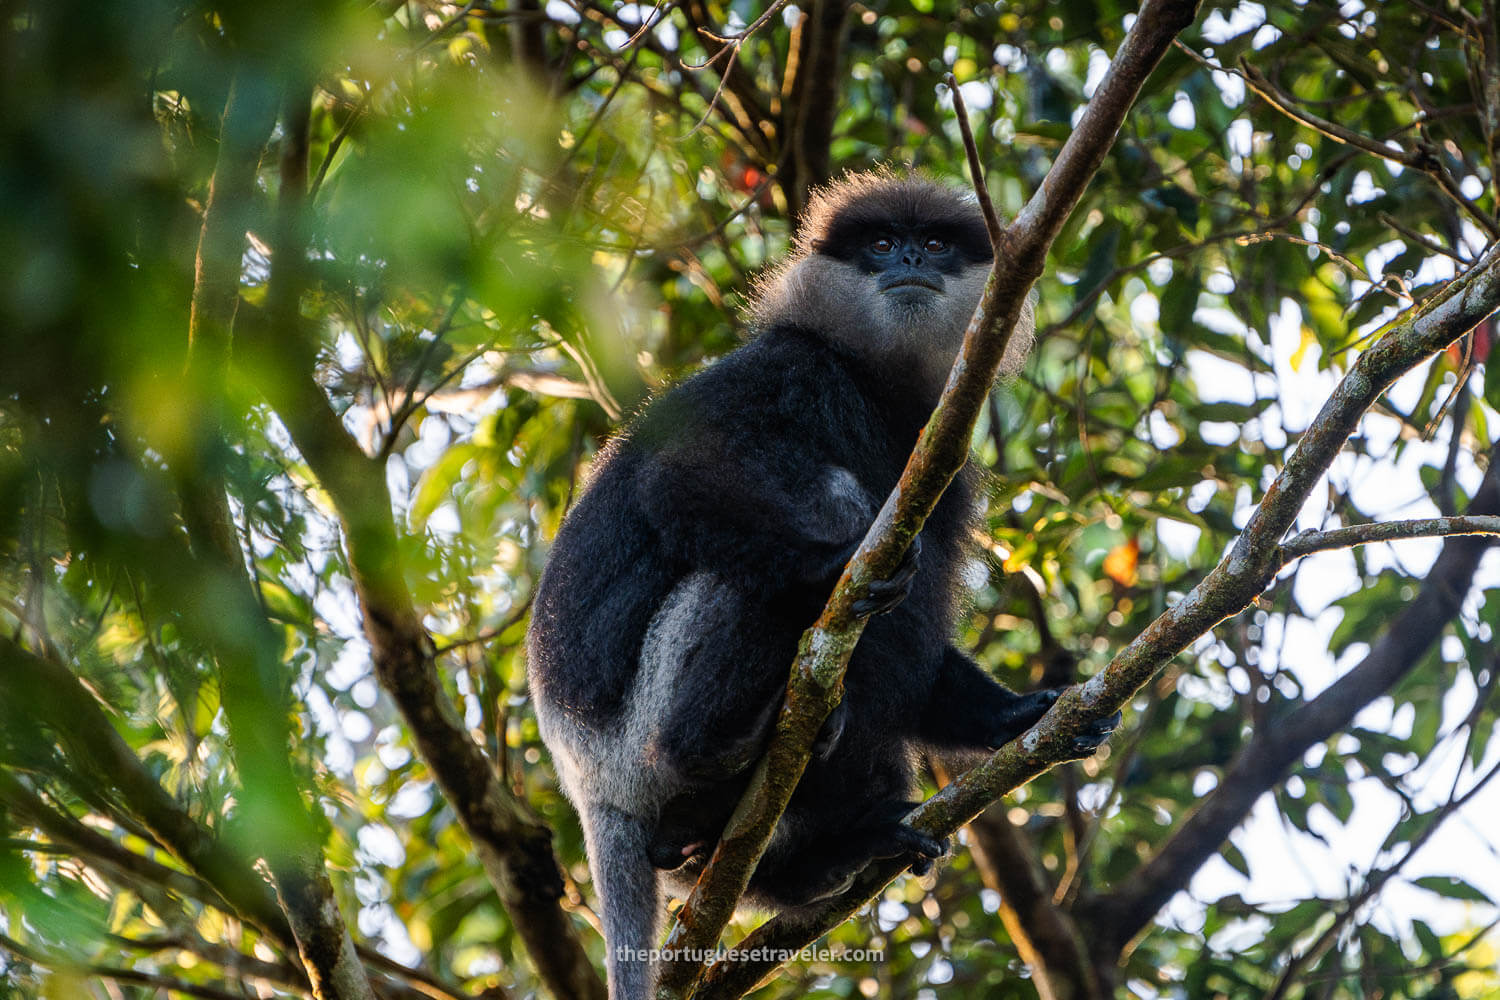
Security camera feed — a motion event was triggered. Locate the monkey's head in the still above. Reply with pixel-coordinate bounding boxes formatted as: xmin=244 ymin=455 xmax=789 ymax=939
xmin=748 ymin=169 xmax=1034 ymax=396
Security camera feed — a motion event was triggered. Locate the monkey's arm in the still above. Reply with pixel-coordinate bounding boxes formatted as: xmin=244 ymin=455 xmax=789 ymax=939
xmin=921 ymin=647 xmax=1119 ymax=756
xmin=636 ymin=443 xmax=872 ymax=587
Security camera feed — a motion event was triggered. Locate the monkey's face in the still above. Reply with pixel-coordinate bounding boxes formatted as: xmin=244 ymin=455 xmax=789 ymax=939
xmin=746 ymin=173 xmax=1035 ymax=395
xmin=790 ymin=226 xmax=993 ymax=393
xmin=856 ymin=226 xmax=989 ymax=333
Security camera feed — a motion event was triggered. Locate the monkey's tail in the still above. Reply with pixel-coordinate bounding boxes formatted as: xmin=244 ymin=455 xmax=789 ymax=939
xmin=583 ymin=803 xmax=659 ymax=1000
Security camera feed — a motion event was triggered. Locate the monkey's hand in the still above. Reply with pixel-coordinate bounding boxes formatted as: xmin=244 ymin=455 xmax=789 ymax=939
xmin=984 ymin=689 xmax=1121 ymax=757
xmin=985 ymin=687 xmax=1062 ymax=748
xmin=851 ymin=535 xmax=922 ymax=616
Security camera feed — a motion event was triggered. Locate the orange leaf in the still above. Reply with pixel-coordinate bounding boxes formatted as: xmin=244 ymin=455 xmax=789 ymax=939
xmin=1103 ymin=538 xmax=1140 ymax=587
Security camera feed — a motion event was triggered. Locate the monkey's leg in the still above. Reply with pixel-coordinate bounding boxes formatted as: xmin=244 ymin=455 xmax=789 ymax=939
xmin=921 ymin=647 xmax=1120 ymax=755
xmin=581 ymin=804 xmax=659 ymax=1000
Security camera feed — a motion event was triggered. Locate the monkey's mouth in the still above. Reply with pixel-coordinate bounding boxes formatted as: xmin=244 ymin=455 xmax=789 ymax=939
xmin=881 ymin=278 xmax=943 ymax=294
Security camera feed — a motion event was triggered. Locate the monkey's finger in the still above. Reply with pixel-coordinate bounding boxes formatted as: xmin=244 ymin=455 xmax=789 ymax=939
xmin=812 ymin=701 xmax=848 ymax=760
xmin=852 ymin=586 xmax=905 ymax=616
xmin=852 ymin=539 xmax=924 ymax=616
xmin=892 ymin=534 xmax=922 ymax=581
xmin=1004 ymin=687 xmax=1063 ymax=727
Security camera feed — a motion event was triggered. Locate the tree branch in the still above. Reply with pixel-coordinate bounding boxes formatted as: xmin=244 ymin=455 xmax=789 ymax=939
xmin=1238 ymin=59 xmax=1500 ymax=239
xmin=0 ymin=639 xmax=465 ymax=1000
xmin=0 ymin=637 xmax=296 ymax=951
xmin=947 ymin=74 xmax=1004 ymax=247
xmin=183 ymin=67 xmax=374 ymax=1000
xmin=659 ymin=2 xmax=1203 ymax=996
xmin=109 ymin=931 xmax=306 ymax=994
xmin=234 ymin=31 xmax=605 ymax=995
xmin=1280 ymin=514 xmax=1500 ymax=560
xmin=0 ymin=933 xmax=246 ymax=1000
xmin=964 ymin=799 xmax=1107 ymax=1000
xmin=247 ymin=273 xmax=603 ymax=999
xmin=1261 ymin=671 xmax=1500 ymax=1000
xmin=1091 ymin=447 xmax=1500 ymax=951
xmin=0 ymin=771 xmax=237 ymax=920
xmin=777 ymin=0 xmax=849 ymax=218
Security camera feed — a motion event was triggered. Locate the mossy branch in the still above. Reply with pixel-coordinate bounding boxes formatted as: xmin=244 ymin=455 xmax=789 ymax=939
xmin=656 ymin=2 xmax=1204 ymax=996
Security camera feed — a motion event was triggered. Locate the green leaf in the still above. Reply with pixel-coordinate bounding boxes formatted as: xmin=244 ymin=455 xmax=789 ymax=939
xmin=1411 ymin=875 xmax=1492 ymax=903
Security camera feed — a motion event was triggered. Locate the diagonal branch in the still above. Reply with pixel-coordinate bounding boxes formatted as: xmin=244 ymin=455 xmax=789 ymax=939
xmin=247 ymin=40 xmax=603 ymax=1000
xmin=964 ymin=796 xmax=1108 ymax=1000
xmin=0 ymin=634 xmax=474 ymax=1000
xmin=0 ymin=771 xmax=240 ymax=924
xmin=907 ymin=239 xmax=1500 ymax=874
xmin=1091 ymin=448 xmax=1500 ymax=953
xmin=183 ymin=68 xmax=374 ymax=1000
xmin=656 ymin=2 xmax=1204 ymax=996
xmin=246 ymin=306 xmax=604 ymax=1000
xmin=0 ymin=933 xmax=244 ymax=1000
xmin=778 ymin=0 xmax=850 ymax=218
xmin=1261 ymin=673 xmax=1500 ymax=1000
xmin=0 ymin=636 xmax=297 ymax=952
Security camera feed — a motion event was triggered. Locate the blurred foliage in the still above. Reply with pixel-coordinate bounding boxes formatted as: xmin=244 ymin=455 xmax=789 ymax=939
xmin=2 ymin=0 xmax=1500 ymax=998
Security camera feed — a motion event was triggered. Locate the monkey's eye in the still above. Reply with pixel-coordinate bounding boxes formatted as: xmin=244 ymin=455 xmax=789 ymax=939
xmin=923 ymin=237 xmax=949 ymax=253
xmin=871 ymin=236 xmax=897 ymax=254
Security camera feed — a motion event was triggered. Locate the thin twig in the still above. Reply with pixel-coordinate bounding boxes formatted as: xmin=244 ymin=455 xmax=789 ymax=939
xmin=1378 ymin=210 xmax=1467 ymax=263
xmin=1233 ymin=56 xmax=1500 ymax=238
xmin=311 ymin=88 xmax=373 ymax=201
xmin=696 ymin=0 xmax=794 ymax=45
xmin=946 ymin=73 xmax=1003 ymax=247
xmin=0 ymin=933 xmax=246 ymax=1000
xmin=1279 ymin=515 xmax=1500 ymax=560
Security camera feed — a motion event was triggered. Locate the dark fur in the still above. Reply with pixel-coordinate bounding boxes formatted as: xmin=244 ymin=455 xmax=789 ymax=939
xmin=526 ymin=171 xmax=1112 ymax=1000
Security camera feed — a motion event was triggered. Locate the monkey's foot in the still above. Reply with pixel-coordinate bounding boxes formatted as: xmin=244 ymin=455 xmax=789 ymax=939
xmin=648 ymin=837 xmax=708 ymax=871
xmin=863 ymin=801 xmax=948 ymax=876
xmin=899 ymin=827 xmax=949 ymax=878
xmin=852 ymin=535 xmax=922 ymax=616
xmin=1064 ymin=710 xmax=1122 ymax=758
xmin=796 ymin=821 xmax=947 ymax=902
